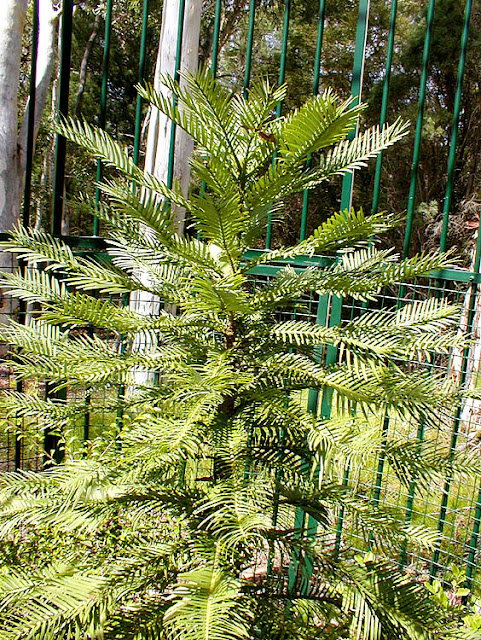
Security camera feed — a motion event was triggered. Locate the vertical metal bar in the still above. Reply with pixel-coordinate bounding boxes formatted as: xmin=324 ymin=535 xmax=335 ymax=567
xmin=299 ymin=0 xmax=327 ymax=242
xmin=211 ymin=0 xmax=222 ymax=78
xmin=371 ymin=0 xmax=398 ymax=216
xmin=93 ymin=0 xmax=114 ymax=236
xmin=431 ymin=229 xmax=481 ymax=579
xmin=52 ymin=0 xmax=74 ymax=236
xmin=466 ymin=481 xmax=481 ymax=587
xmin=372 ymin=409 xmax=390 ymax=506
xmin=23 ymin=0 xmax=39 ymax=228
xmin=399 ymin=418 xmax=426 ymax=567
xmin=14 ymin=421 xmax=22 ymax=470
xmin=133 ymin=0 xmax=150 ymax=166
xmin=289 ymin=292 xmax=342 ymax=590
xmin=243 ymin=0 xmax=256 ymax=96
xmin=43 ymin=383 xmax=66 ymax=467
xmin=402 ymin=0 xmax=436 ymax=258
xmin=166 ymin=0 xmax=187 ymax=190
xmin=339 ymin=0 xmax=370 ymax=214
xmin=265 ymin=0 xmax=290 ymax=250
xmin=334 ymin=465 xmax=350 ymax=555
xmin=439 ymin=0 xmax=473 ymax=253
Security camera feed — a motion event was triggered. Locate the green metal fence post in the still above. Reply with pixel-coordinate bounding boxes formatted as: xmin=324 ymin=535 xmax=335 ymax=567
xmin=23 ymin=0 xmax=39 ymax=228
xmin=211 ymin=0 xmax=222 ymax=78
xmin=133 ymin=0 xmax=150 ymax=166
xmin=439 ymin=0 xmax=473 ymax=253
xmin=166 ymin=0 xmax=187 ymax=191
xmin=52 ymin=0 xmax=74 ymax=236
xmin=299 ymin=0 xmax=326 ymax=242
xmin=243 ymin=0 xmax=256 ymax=96
xmin=339 ymin=0 xmax=370 ymax=214
xmin=265 ymin=0 xmax=290 ymax=249
xmin=402 ymin=0 xmax=435 ymax=258
xmin=371 ymin=0 xmax=397 ymax=216
xmin=93 ymin=0 xmax=114 ymax=236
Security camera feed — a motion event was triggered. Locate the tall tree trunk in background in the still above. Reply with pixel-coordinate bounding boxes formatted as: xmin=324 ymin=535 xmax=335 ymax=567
xmin=130 ymin=0 xmax=202 ymax=386
xmin=0 ymin=0 xmax=28 ymax=237
xmin=75 ymin=12 xmax=101 ymax=117
xmin=0 ymin=0 xmax=58 ymax=325
xmin=144 ymin=0 xmax=202 ymax=229
xmin=19 ymin=0 xmax=58 ymax=203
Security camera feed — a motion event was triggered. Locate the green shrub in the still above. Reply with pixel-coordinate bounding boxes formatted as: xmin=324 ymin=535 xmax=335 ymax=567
xmin=0 ymin=69 xmax=478 ymax=639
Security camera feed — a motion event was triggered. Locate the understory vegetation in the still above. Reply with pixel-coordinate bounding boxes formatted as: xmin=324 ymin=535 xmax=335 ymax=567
xmin=0 ymin=70 xmax=480 ymax=639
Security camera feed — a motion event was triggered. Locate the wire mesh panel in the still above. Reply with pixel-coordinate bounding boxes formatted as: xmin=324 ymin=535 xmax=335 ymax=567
xmin=1 ymin=0 xmax=481 ymax=606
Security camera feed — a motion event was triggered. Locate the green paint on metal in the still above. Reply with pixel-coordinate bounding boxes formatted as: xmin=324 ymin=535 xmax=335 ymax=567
xmin=94 ymin=0 xmax=114 ymax=236
xmin=23 ymin=0 xmax=39 ymax=228
xmin=403 ymin=0 xmax=435 ymax=258
xmin=211 ymin=0 xmax=222 ymax=77
xmin=289 ymin=291 xmax=342 ymax=591
xmin=370 ymin=409 xmax=390 ymax=550
xmin=133 ymin=0 xmax=150 ymax=166
xmin=439 ymin=0 xmax=473 ymax=253
xmin=399 ymin=418 xmax=426 ymax=567
xmin=466 ymin=484 xmax=481 ymax=587
xmin=52 ymin=0 xmax=74 ymax=236
xmin=371 ymin=0 xmax=397 ymax=216
xmin=340 ymin=0 xmax=370 ymax=214
xmin=307 ymin=293 xmax=330 ymax=415
xmin=243 ymin=0 xmax=256 ymax=96
xmin=335 ymin=465 xmax=350 ymax=555
xmin=431 ymin=221 xmax=481 ymax=579
xmin=266 ymin=0 xmax=290 ymax=249
xmin=166 ymin=0 xmax=187 ymax=191
xmin=300 ymin=0 xmax=326 ymax=242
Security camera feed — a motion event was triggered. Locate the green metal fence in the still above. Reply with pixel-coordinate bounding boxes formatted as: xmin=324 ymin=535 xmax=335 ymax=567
xmin=3 ymin=0 xmax=481 ymax=592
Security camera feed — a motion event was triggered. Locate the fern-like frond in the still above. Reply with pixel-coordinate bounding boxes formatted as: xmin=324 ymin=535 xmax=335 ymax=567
xmin=164 ymin=561 xmax=252 ymax=640
xmin=278 ymin=90 xmax=362 ymax=162
xmin=0 ymin=558 xmax=108 ymax=640
xmin=303 ymin=118 xmax=410 ymax=187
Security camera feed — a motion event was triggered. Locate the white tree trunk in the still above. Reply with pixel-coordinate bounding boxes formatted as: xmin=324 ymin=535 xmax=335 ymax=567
xmin=18 ymin=0 xmax=58 ymax=178
xmin=0 ymin=0 xmax=58 ymax=327
xmin=144 ymin=0 xmax=201 ymax=226
xmin=130 ymin=0 xmax=202 ymax=386
xmin=0 ymin=0 xmax=28 ymax=235
xmin=0 ymin=0 xmax=28 ymax=330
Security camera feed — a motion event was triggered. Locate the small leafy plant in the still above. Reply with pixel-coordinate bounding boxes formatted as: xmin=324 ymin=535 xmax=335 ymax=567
xmin=0 ymin=69 xmax=478 ymax=639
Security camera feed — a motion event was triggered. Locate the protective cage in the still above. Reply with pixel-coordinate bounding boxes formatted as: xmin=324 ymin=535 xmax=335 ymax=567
xmin=2 ymin=0 xmax=481 ymax=595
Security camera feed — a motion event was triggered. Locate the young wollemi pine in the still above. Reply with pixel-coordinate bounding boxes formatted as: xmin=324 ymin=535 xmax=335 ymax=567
xmin=0 ymin=69 xmax=477 ymax=640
